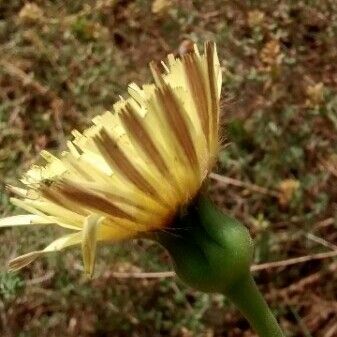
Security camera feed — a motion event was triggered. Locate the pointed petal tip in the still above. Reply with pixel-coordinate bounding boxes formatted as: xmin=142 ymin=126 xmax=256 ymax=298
xmin=8 ymin=251 xmax=42 ymax=271
xmin=81 ymin=214 xmax=102 ymax=280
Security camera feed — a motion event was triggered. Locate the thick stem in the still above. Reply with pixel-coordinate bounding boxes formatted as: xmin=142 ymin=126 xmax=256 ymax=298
xmin=227 ymin=274 xmax=285 ymax=337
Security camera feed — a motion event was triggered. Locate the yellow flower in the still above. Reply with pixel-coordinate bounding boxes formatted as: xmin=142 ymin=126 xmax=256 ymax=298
xmin=0 ymin=42 xmax=222 ymax=276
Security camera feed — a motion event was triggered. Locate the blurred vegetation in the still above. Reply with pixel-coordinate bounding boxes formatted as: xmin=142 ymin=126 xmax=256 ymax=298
xmin=1 ymin=0 xmax=337 ymax=336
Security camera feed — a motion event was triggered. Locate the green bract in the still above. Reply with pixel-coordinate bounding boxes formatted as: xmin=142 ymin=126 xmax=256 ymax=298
xmin=156 ymin=195 xmax=285 ymax=337
xmin=157 ymin=195 xmax=253 ymax=293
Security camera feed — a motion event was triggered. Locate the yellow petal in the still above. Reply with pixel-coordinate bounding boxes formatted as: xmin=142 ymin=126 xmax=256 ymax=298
xmin=8 ymin=232 xmax=83 ymax=271
xmin=10 ymin=198 xmax=82 ymax=230
xmin=8 ymin=251 xmax=43 ymax=271
xmin=81 ymin=214 xmax=103 ymax=277
xmin=0 ymin=214 xmax=54 ymax=227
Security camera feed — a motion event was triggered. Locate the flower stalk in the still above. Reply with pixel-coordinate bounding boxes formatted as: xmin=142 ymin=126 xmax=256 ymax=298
xmin=226 ymin=274 xmax=284 ymax=337
xmin=156 ymin=195 xmax=285 ymax=337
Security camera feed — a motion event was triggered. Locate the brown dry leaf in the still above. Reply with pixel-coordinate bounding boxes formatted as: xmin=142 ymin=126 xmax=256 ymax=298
xmin=278 ymin=179 xmax=300 ymax=207
xmin=179 ymin=327 xmax=194 ymax=337
xmin=322 ymin=153 xmax=337 ymax=178
xmin=306 ymin=82 xmax=324 ymax=107
xmin=152 ymin=0 xmax=172 ymax=14
xmin=247 ymin=10 xmax=265 ymax=27
xmin=260 ymin=40 xmax=283 ymax=66
xmin=18 ymin=3 xmax=44 ymax=24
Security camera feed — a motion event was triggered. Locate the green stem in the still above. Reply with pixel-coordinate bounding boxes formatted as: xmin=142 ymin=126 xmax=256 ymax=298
xmin=227 ymin=274 xmax=285 ymax=337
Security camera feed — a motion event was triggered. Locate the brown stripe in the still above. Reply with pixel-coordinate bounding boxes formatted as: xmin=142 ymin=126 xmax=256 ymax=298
xmin=182 ymin=53 xmax=209 ymax=146
xmin=96 ymin=189 xmax=165 ymax=218
xmin=205 ymin=42 xmax=219 ymax=141
xmin=93 ymin=129 xmax=168 ymax=206
xmin=150 ymin=61 xmax=166 ymax=88
xmin=156 ymin=83 xmax=199 ymax=172
xmin=120 ymin=103 xmax=169 ymax=176
xmin=53 ymin=181 xmax=136 ymax=221
xmin=40 ymin=185 xmax=89 ymax=216
xmin=98 ymin=190 xmax=152 ymax=213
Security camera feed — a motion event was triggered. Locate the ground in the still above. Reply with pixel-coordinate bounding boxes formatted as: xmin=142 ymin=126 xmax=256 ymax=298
xmin=0 ymin=1 xmax=337 ymax=336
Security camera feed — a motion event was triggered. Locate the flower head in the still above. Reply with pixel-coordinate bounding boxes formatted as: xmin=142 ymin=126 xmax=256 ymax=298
xmin=0 ymin=42 xmax=222 ymax=276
